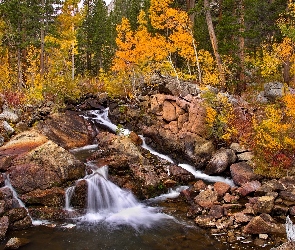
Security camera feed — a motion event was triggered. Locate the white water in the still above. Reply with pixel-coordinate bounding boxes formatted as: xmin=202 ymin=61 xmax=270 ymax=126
xmin=72 ymin=165 xmax=173 ymax=228
xmin=286 ymin=216 xmax=295 ymax=242
xmin=65 ymin=186 xmax=75 ymax=211
xmin=86 ymin=109 xmax=234 ymax=186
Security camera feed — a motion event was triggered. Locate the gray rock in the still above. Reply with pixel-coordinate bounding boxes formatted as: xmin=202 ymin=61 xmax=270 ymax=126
xmin=264 ymin=82 xmax=285 ymax=101
xmin=2 ymin=121 xmax=14 ymax=136
xmin=0 ymin=109 xmax=19 ymax=123
xmin=205 ymin=148 xmax=237 ymax=175
xmin=237 ymin=152 xmax=254 ymax=161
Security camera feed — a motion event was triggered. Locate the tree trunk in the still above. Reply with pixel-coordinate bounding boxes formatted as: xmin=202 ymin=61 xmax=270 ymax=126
xmin=186 ymin=0 xmax=196 ymax=25
xmin=204 ymin=0 xmax=226 ymax=87
xmin=237 ymin=0 xmax=246 ymax=94
xmin=40 ymin=0 xmax=45 ymax=75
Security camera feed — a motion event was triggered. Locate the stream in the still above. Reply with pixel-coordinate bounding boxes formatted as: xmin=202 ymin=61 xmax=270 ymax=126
xmin=0 ymin=109 xmax=272 ymax=249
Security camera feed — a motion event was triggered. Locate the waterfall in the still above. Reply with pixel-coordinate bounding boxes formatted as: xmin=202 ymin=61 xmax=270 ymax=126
xmin=286 ymin=216 xmax=295 ymax=242
xmin=65 ymin=186 xmax=75 ymax=211
xmin=4 ymin=174 xmax=26 ymax=208
xmin=84 ymin=109 xmax=234 ymax=186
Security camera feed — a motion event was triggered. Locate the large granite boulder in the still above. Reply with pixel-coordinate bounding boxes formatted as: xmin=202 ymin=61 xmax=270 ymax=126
xmin=230 ymin=162 xmax=260 ymax=186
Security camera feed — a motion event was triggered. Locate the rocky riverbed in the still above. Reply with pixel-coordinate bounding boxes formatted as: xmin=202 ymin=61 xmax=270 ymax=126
xmin=0 ymin=76 xmax=294 ymax=249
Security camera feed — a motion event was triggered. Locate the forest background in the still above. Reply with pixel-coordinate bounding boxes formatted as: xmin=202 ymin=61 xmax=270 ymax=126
xmin=1 ymin=0 xmax=295 ymax=178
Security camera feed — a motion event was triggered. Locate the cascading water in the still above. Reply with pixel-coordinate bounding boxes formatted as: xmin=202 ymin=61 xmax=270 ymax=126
xmin=84 ymin=109 xmax=234 ymax=187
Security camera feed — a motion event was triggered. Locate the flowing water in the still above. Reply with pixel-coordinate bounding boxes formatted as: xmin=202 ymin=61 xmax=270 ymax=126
xmin=0 ymin=109 xmax=274 ymax=249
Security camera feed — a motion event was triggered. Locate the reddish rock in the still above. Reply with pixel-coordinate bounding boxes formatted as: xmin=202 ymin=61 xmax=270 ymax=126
xmin=223 ymin=193 xmax=239 ymax=203
xmin=234 ymin=212 xmax=253 ymax=224
xmin=129 ymin=131 xmax=143 ymax=146
xmin=37 ymin=111 xmax=95 ymax=149
xmin=214 ymin=182 xmax=231 ymax=197
xmin=0 ymin=155 xmax=13 ymax=171
xmin=230 ymin=162 xmax=260 ymax=186
xmin=237 ymin=180 xmax=261 ymax=197
xmin=169 ymin=165 xmax=195 ymax=183
xmin=249 ymin=196 xmax=275 ymax=214
xmin=8 ymin=141 xmax=85 ymax=194
xmin=29 ymin=207 xmax=73 ymax=221
xmin=163 ymin=100 xmax=177 ymax=122
xmin=204 ymin=148 xmax=237 ymax=175
xmin=289 ymin=206 xmax=295 ymax=216
xmin=208 ymin=205 xmax=224 ymax=219
xmin=194 ymin=189 xmax=218 ymax=209
xmin=71 ymin=179 xmax=88 ymax=208
xmin=0 ymin=216 xmax=9 ymax=240
xmin=193 ymin=180 xmax=207 ymax=192
xmin=20 ymin=187 xmax=65 ymax=207
xmin=279 ymin=190 xmax=295 ymax=202
xmin=243 ymin=214 xmax=284 ymax=234
xmin=6 ymin=208 xmax=32 ymax=230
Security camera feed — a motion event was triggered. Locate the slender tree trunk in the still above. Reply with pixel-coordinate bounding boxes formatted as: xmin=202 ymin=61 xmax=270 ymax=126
xmin=186 ymin=0 xmax=196 ymax=25
xmin=17 ymin=47 xmax=23 ymax=88
xmin=204 ymin=0 xmax=226 ymax=87
xmin=283 ymin=58 xmax=291 ymax=84
xmin=40 ymin=0 xmax=45 ymax=75
xmin=237 ymin=0 xmax=246 ymax=94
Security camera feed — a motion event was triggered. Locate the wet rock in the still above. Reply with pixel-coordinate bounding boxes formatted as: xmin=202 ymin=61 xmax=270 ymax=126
xmin=169 ymin=165 xmax=195 ymax=183
xmin=194 ymin=189 xmax=218 ymax=209
xmin=204 ymin=148 xmax=236 ymax=175
xmin=230 ymin=162 xmax=260 ymax=186
xmin=271 ymin=241 xmax=295 ymax=250
xmin=0 ymin=173 xmax=4 ymax=187
xmin=187 ymin=204 xmax=203 ymax=218
xmin=29 ymin=207 xmax=73 ymax=221
xmin=214 ymin=182 xmax=231 ymax=198
xmin=8 ymin=140 xmax=85 ymax=194
xmin=6 ymin=208 xmax=32 ymax=230
xmin=4 ymin=237 xmax=30 ymax=249
xmin=129 ymin=131 xmax=143 ymax=146
xmin=208 ymin=205 xmax=224 ymax=219
xmin=195 ymin=215 xmax=216 ymax=228
xmin=37 ymin=111 xmax=95 ymax=149
xmin=20 ymin=187 xmax=65 ymax=207
xmin=237 ymin=180 xmax=261 ymax=197
xmin=71 ymin=180 xmax=88 ymax=208
xmin=0 ymin=216 xmax=9 ymax=240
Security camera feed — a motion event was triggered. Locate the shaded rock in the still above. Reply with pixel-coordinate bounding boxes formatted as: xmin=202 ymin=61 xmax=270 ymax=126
xmin=273 ymin=204 xmax=288 ymax=216
xmin=0 ymin=216 xmax=9 ymax=240
xmin=29 ymin=207 xmax=73 ymax=221
xmin=20 ymin=187 xmax=65 ymax=207
xmin=4 ymin=237 xmax=30 ymax=249
xmin=129 ymin=131 xmax=143 ymax=146
xmin=195 ymin=215 xmax=216 ymax=228
xmin=214 ymin=182 xmax=231 ymax=197
xmin=187 ymin=204 xmax=203 ymax=218
xmin=205 ymin=148 xmax=236 ymax=175
xmin=230 ymin=162 xmax=260 ymax=186
xmin=208 ymin=205 xmax=224 ymax=219
xmin=255 ymin=180 xmax=284 ymax=196
xmin=237 ymin=180 xmax=261 ymax=197
xmin=8 ymin=140 xmax=85 ymax=194
xmin=0 ymin=155 xmax=13 ymax=171
xmin=71 ymin=180 xmax=88 ymax=208
xmin=37 ymin=111 xmax=95 ymax=149
xmin=280 ymin=190 xmax=295 ymax=202
xmin=0 ymin=173 xmax=4 ymax=187
xmin=169 ymin=165 xmax=195 ymax=183
xmin=194 ymin=189 xmax=218 ymax=209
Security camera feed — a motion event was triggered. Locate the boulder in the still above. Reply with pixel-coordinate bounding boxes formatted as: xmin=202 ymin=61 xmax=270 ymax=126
xmin=4 ymin=237 xmax=30 ymax=249
xmin=237 ymin=181 xmax=261 ymax=197
xmin=128 ymin=131 xmax=143 ymax=146
xmin=6 ymin=208 xmax=32 ymax=230
xmin=20 ymin=187 xmax=65 ymax=207
xmin=0 ymin=216 xmax=9 ymax=240
xmin=8 ymin=140 xmax=85 ymax=194
xmin=243 ymin=214 xmax=284 ymax=234
xmin=37 ymin=111 xmax=95 ymax=149
xmin=208 ymin=205 xmax=224 ymax=219
xmin=230 ymin=162 xmax=260 ymax=186
xmin=205 ymin=148 xmax=237 ymax=175
xmin=70 ymin=180 xmax=88 ymax=208
xmin=264 ymin=82 xmax=285 ymax=101
xmin=194 ymin=189 xmax=218 ymax=209
xmin=0 ymin=109 xmax=19 ymax=123
xmin=214 ymin=182 xmax=231 ymax=197
xmin=250 ymin=196 xmax=275 ymax=214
